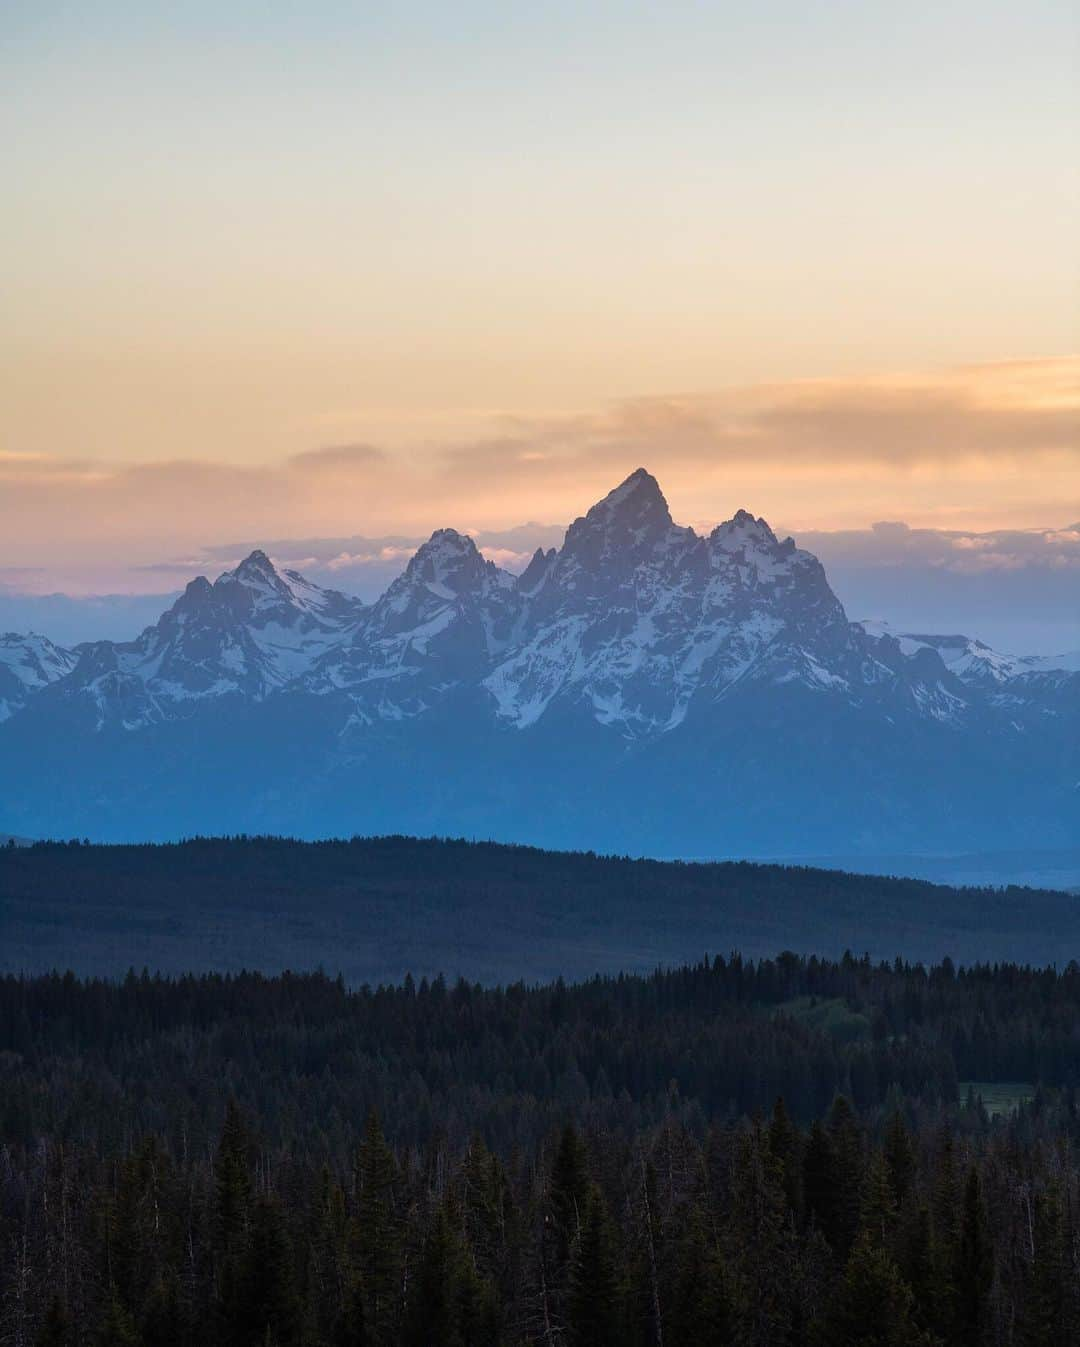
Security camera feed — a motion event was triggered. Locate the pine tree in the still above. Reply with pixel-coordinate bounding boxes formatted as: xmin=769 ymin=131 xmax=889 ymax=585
xmin=550 ymin=1124 xmax=590 ymax=1269
xmin=728 ymin=1125 xmax=795 ymax=1346
xmin=859 ymin=1153 xmax=898 ymax=1252
xmin=404 ymin=1205 xmax=463 ymax=1347
xmin=215 ymin=1099 xmax=253 ymax=1257
xmin=802 ymin=1121 xmax=837 ymax=1249
xmin=235 ymin=1195 xmax=302 ymax=1347
xmin=883 ymin=1111 xmax=916 ymax=1211
xmin=456 ymin=1256 xmax=500 ymax=1347
xmin=311 ymin=1167 xmax=350 ymax=1341
xmin=826 ymin=1096 xmax=864 ymax=1260
xmin=214 ymin=1098 xmax=254 ymax=1342
xmin=353 ymin=1111 xmax=401 ymax=1347
xmin=461 ymin=1135 xmax=505 ymax=1285
xmin=767 ymin=1097 xmax=803 ymax=1224
xmin=567 ymin=1185 xmax=621 ymax=1347
xmin=827 ymin=1233 xmax=927 ymax=1347
xmin=896 ymin=1203 xmax=946 ymax=1338
xmin=1018 ymin=1184 xmax=1070 ymax=1346
xmin=667 ymin=1206 xmax=732 ymax=1346
xmin=952 ymin=1166 xmax=991 ymax=1347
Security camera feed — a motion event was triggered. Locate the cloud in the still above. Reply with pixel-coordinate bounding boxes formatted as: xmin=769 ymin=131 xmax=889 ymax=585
xmin=1 ymin=358 xmax=1076 ymax=600
xmin=287 ymin=443 xmax=386 ymax=472
xmin=437 ymin=358 xmax=1080 ymax=496
xmin=788 ymin=519 xmax=1080 ymax=654
xmin=791 ymin=520 xmax=1080 ymax=574
xmin=125 ymin=524 xmax=567 ymax=603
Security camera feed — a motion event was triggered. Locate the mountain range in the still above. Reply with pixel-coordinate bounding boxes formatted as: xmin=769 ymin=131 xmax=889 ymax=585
xmin=2 ymin=468 xmax=1077 ymax=854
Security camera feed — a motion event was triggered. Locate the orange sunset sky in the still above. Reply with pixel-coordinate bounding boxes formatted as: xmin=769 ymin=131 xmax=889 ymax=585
xmin=2 ymin=3 xmax=1078 ymax=593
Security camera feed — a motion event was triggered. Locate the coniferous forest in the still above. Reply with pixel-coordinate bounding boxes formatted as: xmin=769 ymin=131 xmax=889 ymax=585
xmin=2 ymin=953 xmax=1080 ymax=1344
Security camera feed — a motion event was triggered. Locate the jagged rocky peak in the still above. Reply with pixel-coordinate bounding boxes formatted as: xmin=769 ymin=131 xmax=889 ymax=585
xmin=577 ymin=467 xmax=673 ymax=534
xmin=0 ymin=631 xmax=78 ymax=722
xmin=517 ymin=546 xmax=558 ymax=595
xmin=202 ymin=549 xmax=364 ymax=628
xmin=557 ymin=468 xmax=695 ymax=581
xmin=711 ymin=508 xmax=780 ymax=548
xmin=177 ymin=574 xmax=214 ymax=604
xmin=216 ymin=549 xmax=290 ymax=599
xmin=402 ymin=528 xmax=500 ymax=596
xmin=234 ymin=547 xmax=275 ymax=574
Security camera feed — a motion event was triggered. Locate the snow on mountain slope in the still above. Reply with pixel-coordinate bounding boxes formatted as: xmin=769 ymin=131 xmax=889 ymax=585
xmin=858 ymin=621 xmax=1080 ymax=696
xmin=858 ymin=622 xmax=1031 ymax=683
xmin=4 ymin=472 xmax=1068 ymax=748
xmin=2 ymin=470 xmax=1077 ymax=854
xmin=305 ymin=529 xmax=523 ymax=723
xmin=47 ymin=551 xmax=366 ymax=729
xmin=483 ymin=470 xmax=958 ymax=733
xmin=0 ymin=632 xmax=76 ymax=721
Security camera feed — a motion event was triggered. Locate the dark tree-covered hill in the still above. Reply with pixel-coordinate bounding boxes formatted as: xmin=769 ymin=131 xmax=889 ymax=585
xmin=3 ymin=833 xmax=1079 ymax=982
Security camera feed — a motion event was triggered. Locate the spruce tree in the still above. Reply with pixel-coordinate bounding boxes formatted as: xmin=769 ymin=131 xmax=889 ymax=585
xmin=550 ymin=1124 xmax=590 ymax=1269
xmin=404 ymin=1204 xmax=463 ymax=1347
xmin=235 ymin=1195 xmax=302 ymax=1347
xmin=767 ymin=1096 xmax=803 ymax=1223
xmin=213 ymin=1098 xmax=254 ymax=1342
xmin=802 ymin=1121 xmax=837 ymax=1249
xmin=567 ymin=1185 xmax=621 ymax=1347
xmin=353 ymin=1111 xmax=401 ymax=1347
xmin=883 ymin=1110 xmax=916 ymax=1211
xmin=826 ymin=1096 xmax=864 ymax=1260
xmin=896 ymin=1203 xmax=946 ymax=1338
xmin=827 ymin=1233 xmax=927 ymax=1347
xmin=215 ymin=1099 xmax=253 ymax=1257
xmin=859 ymin=1153 xmax=898 ymax=1252
xmin=952 ymin=1167 xmax=991 ymax=1347
xmin=728 ymin=1125 xmax=795 ymax=1346
xmin=667 ymin=1206 xmax=732 ymax=1345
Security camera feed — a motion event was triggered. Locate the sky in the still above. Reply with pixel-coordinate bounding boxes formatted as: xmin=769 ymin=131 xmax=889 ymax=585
xmin=2 ymin=2 xmax=1078 ymax=647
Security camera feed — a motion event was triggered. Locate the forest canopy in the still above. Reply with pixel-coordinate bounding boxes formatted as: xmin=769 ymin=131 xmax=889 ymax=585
xmin=2 ymin=953 xmax=1080 ymax=1343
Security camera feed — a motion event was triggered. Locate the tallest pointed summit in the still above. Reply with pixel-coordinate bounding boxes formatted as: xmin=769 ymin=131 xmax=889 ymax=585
xmin=598 ymin=467 xmax=669 ymax=519
xmin=575 ymin=467 xmax=674 ymax=540
xmin=557 ymin=468 xmax=690 ymax=579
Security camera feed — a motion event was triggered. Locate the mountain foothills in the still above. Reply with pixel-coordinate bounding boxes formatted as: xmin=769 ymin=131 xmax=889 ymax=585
xmin=1 ymin=469 xmax=1077 ymax=851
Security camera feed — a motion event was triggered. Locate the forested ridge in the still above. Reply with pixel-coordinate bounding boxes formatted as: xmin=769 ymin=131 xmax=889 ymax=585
xmin=5 ymin=834 xmax=1080 ymax=980
xmin=2 ymin=955 xmax=1080 ymax=1344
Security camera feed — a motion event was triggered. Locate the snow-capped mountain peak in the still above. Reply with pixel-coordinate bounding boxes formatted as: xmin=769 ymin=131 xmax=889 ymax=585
xmin=856 ymin=620 xmax=1080 ymax=705
xmin=4 ymin=469 xmax=1075 ymax=758
xmin=561 ymin=468 xmax=682 ymax=558
xmin=398 ymin=528 xmax=505 ymax=600
xmin=217 ymin=549 xmax=313 ymax=613
xmin=710 ymin=509 xmax=780 ymax=551
xmin=25 ymin=551 xmax=367 ymax=731
xmin=0 ymin=631 xmax=76 ymax=721
xmin=2 ymin=467 xmax=1077 ymax=854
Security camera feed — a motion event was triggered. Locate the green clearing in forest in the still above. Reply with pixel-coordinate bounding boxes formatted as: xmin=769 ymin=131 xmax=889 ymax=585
xmin=771 ymin=995 xmax=872 ymax=1044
